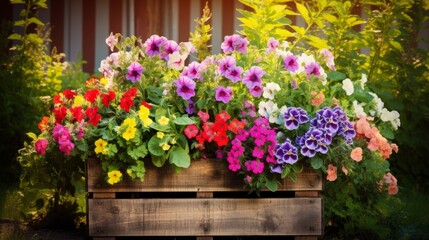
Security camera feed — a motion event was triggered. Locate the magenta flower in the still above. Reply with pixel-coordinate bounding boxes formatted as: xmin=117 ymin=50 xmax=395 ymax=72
xmin=58 ymin=139 xmax=74 ymax=156
xmin=218 ymin=56 xmax=236 ymax=76
xmin=252 ymin=146 xmax=265 ymax=159
xmin=160 ymin=40 xmax=180 ymax=60
xmin=126 ymin=62 xmax=145 ymax=83
xmin=53 ymin=124 xmax=70 ymax=142
xmin=267 ymin=38 xmax=279 ymax=52
xmin=250 ymin=85 xmax=263 ymax=97
xmin=283 ymin=54 xmax=299 ymax=72
xmin=225 ymin=65 xmax=243 ymax=83
xmin=215 ymin=86 xmax=233 ymax=103
xmin=221 ymin=34 xmax=248 ymax=53
xmin=305 ymin=62 xmax=321 ymax=78
xmin=35 ymin=139 xmax=49 ymax=155
xmin=175 ymin=76 xmax=196 ymax=100
xmin=144 ymin=35 xmax=167 ymax=56
xmin=182 ymin=61 xmax=201 ymax=80
xmin=242 ymin=66 xmax=266 ymax=89
xmin=245 ymin=160 xmax=264 ymax=174
xmin=198 ymin=110 xmax=210 ymax=122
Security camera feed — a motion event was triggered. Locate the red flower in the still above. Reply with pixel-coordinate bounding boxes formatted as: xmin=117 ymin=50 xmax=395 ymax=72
xmin=62 ymin=89 xmax=76 ymax=100
xmin=123 ymin=87 xmax=138 ymax=98
xmin=37 ymin=116 xmax=50 ymax=131
xmin=84 ymin=89 xmax=100 ymax=103
xmin=53 ymin=93 xmax=63 ymax=105
xmin=197 ymin=110 xmax=210 ymax=122
xmin=228 ymin=118 xmax=246 ymax=134
xmin=70 ymin=106 xmax=84 ymax=122
xmin=85 ymin=106 xmax=101 ymax=126
xmin=54 ymin=107 xmax=67 ymax=124
xmin=214 ymin=132 xmax=229 ymax=147
xmin=141 ymin=101 xmax=152 ymax=109
xmin=102 ymin=91 xmax=116 ymax=107
xmin=215 ymin=110 xmax=231 ymax=122
xmin=120 ymin=88 xmax=138 ymax=112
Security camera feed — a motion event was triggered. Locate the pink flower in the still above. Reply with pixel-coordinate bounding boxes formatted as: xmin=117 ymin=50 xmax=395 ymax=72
xmin=198 ymin=110 xmax=210 ymax=122
xmin=391 ymin=143 xmax=399 ymax=153
xmin=326 ymin=164 xmax=337 ymax=181
xmin=342 ymin=165 xmax=349 ymax=175
xmin=350 ymin=147 xmax=363 ymax=162
xmin=105 ymin=32 xmax=118 ymax=52
xmin=184 ymin=124 xmax=199 ymax=139
xmin=252 ymin=147 xmax=265 ymax=159
xmin=310 ymin=91 xmax=325 ymax=107
xmin=384 ymin=173 xmax=398 ymax=195
xmin=215 ymin=86 xmax=233 ymax=103
xmin=35 ymin=139 xmax=49 ymax=155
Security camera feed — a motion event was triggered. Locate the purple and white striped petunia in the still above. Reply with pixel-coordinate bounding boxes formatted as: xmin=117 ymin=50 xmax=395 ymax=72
xmin=283 ymin=107 xmax=309 ymax=130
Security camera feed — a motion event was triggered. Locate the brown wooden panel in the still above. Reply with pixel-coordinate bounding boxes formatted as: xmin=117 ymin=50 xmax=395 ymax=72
xmin=88 ymin=198 xmax=322 ymax=236
xmin=82 ymin=0 xmax=95 ymax=73
xmin=87 ymin=158 xmax=323 ymax=193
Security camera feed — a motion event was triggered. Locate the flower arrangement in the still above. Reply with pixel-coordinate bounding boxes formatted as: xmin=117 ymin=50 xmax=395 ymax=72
xmin=23 ymin=10 xmax=401 ymax=194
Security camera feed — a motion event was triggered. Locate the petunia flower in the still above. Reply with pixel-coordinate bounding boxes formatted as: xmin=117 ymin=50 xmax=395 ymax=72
xmin=175 ymin=76 xmax=196 ymax=100
xmin=215 ymin=86 xmax=233 ymax=103
xmin=126 ymin=62 xmax=145 ymax=83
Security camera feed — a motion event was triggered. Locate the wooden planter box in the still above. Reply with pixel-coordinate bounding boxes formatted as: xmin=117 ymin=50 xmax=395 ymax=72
xmin=86 ymin=158 xmax=323 ymax=239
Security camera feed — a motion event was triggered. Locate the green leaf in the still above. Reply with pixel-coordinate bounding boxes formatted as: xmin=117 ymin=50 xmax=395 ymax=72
xmin=290 ymin=25 xmax=306 ymax=35
xmin=127 ymin=145 xmax=148 ymax=160
xmin=148 ymin=136 xmax=164 ymax=156
xmin=174 ymin=115 xmax=195 ymax=125
xmin=26 ymin=132 xmax=37 ymax=141
xmin=169 ymin=146 xmax=191 ymax=168
xmin=328 ymin=71 xmax=346 ymax=81
xmin=281 ymin=166 xmax=291 ymax=178
xmin=389 ymin=40 xmax=404 ymax=52
xmin=76 ymin=141 xmax=88 ymax=152
xmin=265 ymin=180 xmax=278 ymax=192
xmin=107 ymin=144 xmax=118 ymax=157
xmin=307 ymin=35 xmax=329 ymax=49
xmin=311 ymin=157 xmax=323 ymax=169
xmin=151 ymin=154 xmax=167 ymax=167
xmin=380 ymin=125 xmax=395 ymax=140
xmin=8 ymin=33 xmax=21 ymax=41
xmin=296 ymin=2 xmax=310 ymax=24
xmin=28 ymin=17 xmax=44 ymax=26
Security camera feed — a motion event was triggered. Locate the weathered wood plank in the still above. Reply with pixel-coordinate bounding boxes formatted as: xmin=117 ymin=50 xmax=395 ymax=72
xmin=87 ymin=158 xmax=322 ymax=192
xmin=88 ymin=198 xmax=322 ymax=236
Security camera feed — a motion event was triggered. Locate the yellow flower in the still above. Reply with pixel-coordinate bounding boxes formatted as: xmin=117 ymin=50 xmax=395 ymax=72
xmin=122 ymin=117 xmax=137 ymax=128
xmin=158 ymin=116 xmax=169 ymax=126
xmin=162 ymin=142 xmax=171 ymax=151
xmin=127 ymin=169 xmax=133 ymax=176
xmin=94 ymin=138 xmax=108 ymax=155
xmin=138 ymin=106 xmax=153 ymax=127
xmin=72 ymin=95 xmax=85 ymax=107
xmin=100 ymin=77 xmax=109 ymax=86
xmin=170 ymin=138 xmax=176 ymax=144
xmin=122 ymin=127 xmax=137 ymax=141
xmin=157 ymin=132 xmax=164 ymax=139
xmin=138 ymin=105 xmax=150 ymax=120
xmin=107 ymin=170 xmax=122 ymax=185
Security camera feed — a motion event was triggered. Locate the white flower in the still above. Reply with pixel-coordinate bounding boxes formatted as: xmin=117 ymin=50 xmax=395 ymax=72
xmin=277 ymin=105 xmax=288 ymax=124
xmin=360 ymin=73 xmax=367 ymax=89
xmin=320 ymin=48 xmax=336 ymax=71
xmin=263 ymin=82 xmax=281 ymax=100
xmin=342 ymin=78 xmax=354 ymax=96
xmin=380 ymin=109 xmax=401 ymax=130
xmin=369 ymin=92 xmax=384 ymax=115
xmin=167 ymin=51 xmax=187 ymax=70
xmin=353 ymin=100 xmax=366 ymax=118
xmin=105 ymin=32 xmax=118 ymax=52
xmin=319 ymin=67 xmax=328 ymax=85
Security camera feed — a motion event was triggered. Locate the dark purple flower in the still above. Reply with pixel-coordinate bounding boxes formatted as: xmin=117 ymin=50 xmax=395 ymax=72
xmin=301 ymin=145 xmax=316 ymax=158
xmin=175 ymin=76 xmax=196 ymax=100
xmin=283 ymin=54 xmax=299 ymax=72
xmin=284 ymin=107 xmax=309 ymax=130
xmin=145 ymin=35 xmax=167 ymax=56
xmin=126 ymin=61 xmax=145 ymax=83
xmin=275 ymin=138 xmax=298 ymax=164
xmin=338 ymin=121 xmax=356 ymax=139
xmin=270 ymin=164 xmax=283 ymax=174
xmin=304 ymin=128 xmax=323 ymax=150
xmin=185 ymin=99 xmax=195 ymax=114
xmin=242 ymin=66 xmax=266 ymax=89
xmin=215 ymin=86 xmax=233 ymax=103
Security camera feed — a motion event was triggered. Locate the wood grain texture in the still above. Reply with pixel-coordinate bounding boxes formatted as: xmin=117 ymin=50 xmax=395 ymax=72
xmin=88 ymin=198 xmax=322 ymax=236
xmin=86 ymin=158 xmax=323 ymax=193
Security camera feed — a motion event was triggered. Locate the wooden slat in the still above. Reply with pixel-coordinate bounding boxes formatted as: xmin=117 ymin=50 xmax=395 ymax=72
xmin=87 ymin=158 xmax=322 ymax=193
xmin=88 ymin=198 xmax=322 ymax=236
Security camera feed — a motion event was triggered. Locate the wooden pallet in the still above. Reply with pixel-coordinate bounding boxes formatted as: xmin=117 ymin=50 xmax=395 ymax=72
xmin=86 ymin=158 xmax=323 ymax=240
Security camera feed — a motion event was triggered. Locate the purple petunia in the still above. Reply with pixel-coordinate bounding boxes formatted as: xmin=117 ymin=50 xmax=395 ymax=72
xmin=242 ymin=66 xmax=266 ymax=89
xmin=225 ymin=65 xmax=243 ymax=83
xmin=145 ymin=35 xmax=167 ymax=56
xmin=221 ymin=34 xmax=249 ymax=53
xmin=283 ymin=54 xmax=299 ymax=72
xmin=175 ymin=76 xmax=196 ymax=100
xmin=185 ymin=99 xmax=195 ymax=114
xmin=283 ymin=107 xmax=309 ymax=130
xmin=160 ymin=40 xmax=180 ymax=61
xmin=218 ymin=56 xmax=236 ymax=76
xmin=275 ymin=138 xmax=299 ymax=164
xmin=126 ymin=62 xmax=145 ymax=83
xmin=182 ymin=61 xmax=201 ymax=80
xmin=215 ymin=86 xmax=233 ymax=103
xmin=250 ymin=85 xmax=263 ymax=97
xmin=305 ymin=62 xmax=321 ymax=78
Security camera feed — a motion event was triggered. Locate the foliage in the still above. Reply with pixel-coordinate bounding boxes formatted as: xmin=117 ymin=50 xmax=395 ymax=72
xmin=190 ymin=2 xmax=212 ymax=62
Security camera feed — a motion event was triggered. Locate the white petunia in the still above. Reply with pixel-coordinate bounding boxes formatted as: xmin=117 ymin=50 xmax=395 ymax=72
xmin=263 ymin=82 xmax=281 ymax=100
xmin=342 ymin=78 xmax=354 ymax=96
xmin=167 ymin=52 xmax=187 ymax=70
xmin=353 ymin=100 xmax=367 ymax=118
xmin=369 ymin=92 xmax=384 ymax=115
xmin=380 ymin=109 xmax=401 ymax=130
